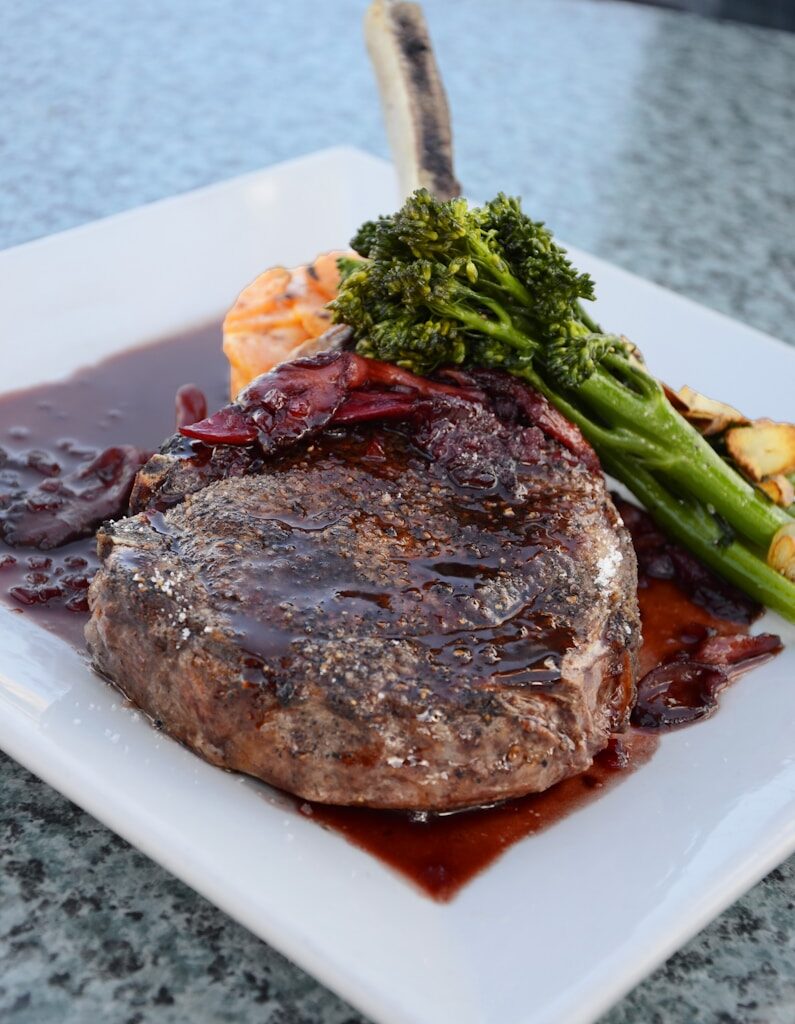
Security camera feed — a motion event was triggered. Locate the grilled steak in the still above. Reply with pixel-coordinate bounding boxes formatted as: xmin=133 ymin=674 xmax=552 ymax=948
xmin=86 ymin=354 xmax=639 ymax=810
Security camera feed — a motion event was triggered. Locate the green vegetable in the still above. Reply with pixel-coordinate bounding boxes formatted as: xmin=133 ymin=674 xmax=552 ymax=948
xmin=330 ymin=189 xmax=795 ymax=621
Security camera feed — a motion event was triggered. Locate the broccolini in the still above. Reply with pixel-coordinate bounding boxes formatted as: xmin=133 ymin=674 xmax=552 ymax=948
xmin=330 ymin=189 xmax=795 ymax=621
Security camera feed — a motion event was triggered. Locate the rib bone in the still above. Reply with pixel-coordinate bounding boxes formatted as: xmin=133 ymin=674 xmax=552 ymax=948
xmin=364 ymin=0 xmax=461 ymax=200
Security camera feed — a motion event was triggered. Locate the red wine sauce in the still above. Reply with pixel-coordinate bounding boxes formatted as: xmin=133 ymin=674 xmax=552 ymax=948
xmin=0 ymin=323 xmax=776 ymax=900
xmin=303 ymin=731 xmax=658 ymax=901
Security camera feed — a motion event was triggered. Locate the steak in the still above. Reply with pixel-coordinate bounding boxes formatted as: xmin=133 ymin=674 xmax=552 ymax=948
xmin=86 ymin=354 xmax=639 ymax=810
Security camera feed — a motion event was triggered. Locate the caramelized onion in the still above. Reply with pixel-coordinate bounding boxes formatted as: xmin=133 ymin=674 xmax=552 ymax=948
xmin=632 ymin=631 xmax=782 ymax=728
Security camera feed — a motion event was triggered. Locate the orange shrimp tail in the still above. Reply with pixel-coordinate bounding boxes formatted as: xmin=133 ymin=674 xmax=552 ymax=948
xmin=222 ymin=250 xmax=354 ymax=397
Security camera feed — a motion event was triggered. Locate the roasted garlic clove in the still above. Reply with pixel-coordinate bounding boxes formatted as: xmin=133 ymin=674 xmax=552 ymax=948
xmin=726 ymin=420 xmax=795 ymax=481
xmin=758 ymin=475 xmax=795 ymax=509
xmin=672 ymin=385 xmax=747 ymax=437
xmin=769 ymin=523 xmax=795 ymax=582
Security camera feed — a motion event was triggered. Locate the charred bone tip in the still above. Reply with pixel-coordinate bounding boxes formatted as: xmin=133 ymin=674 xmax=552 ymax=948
xmin=365 ymin=0 xmax=462 ymax=201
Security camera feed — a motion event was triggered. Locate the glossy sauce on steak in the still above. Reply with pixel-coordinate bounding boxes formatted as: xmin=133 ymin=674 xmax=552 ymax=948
xmin=86 ymin=355 xmax=640 ymax=810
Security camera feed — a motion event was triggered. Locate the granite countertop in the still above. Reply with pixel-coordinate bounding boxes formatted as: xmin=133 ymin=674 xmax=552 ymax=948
xmin=1 ymin=1 xmax=794 ymax=1021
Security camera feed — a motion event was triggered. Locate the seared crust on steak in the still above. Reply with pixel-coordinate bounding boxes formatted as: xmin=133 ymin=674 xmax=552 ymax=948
xmin=87 ymin=382 xmax=639 ymax=809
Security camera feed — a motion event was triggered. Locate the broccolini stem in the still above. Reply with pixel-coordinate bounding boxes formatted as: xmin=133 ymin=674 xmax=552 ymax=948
xmin=432 ymin=300 xmax=540 ymax=356
xmin=512 ymin=356 xmax=792 ymax=553
xmin=577 ymin=364 xmax=792 ymax=549
xmin=468 ymin=235 xmax=536 ymax=310
xmin=556 ymin=319 xmax=789 ymax=550
xmin=510 ymin=365 xmax=666 ymax=457
xmin=600 ymin=452 xmax=795 ymax=621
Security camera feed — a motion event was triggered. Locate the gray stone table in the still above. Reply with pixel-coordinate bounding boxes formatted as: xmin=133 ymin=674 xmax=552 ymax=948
xmin=1 ymin=1 xmax=794 ymax=1021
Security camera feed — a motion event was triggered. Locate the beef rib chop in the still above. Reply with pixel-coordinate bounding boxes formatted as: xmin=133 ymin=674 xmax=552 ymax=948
xmin=86 ymin=354 xmax=639 ymax=810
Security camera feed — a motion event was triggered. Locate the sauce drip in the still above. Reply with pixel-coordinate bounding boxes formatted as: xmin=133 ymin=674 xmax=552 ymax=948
xmin=0 ymin=324 xmax=781 ymax=900
xmin=304 ymin=731 xmax=658 ymax=902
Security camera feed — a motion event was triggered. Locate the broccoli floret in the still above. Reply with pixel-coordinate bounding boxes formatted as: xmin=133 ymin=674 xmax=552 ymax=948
xmin=332 ymin=188 xmax=621 ymax=384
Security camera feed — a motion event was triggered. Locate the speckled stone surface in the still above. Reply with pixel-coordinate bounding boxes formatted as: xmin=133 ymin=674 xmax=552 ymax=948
xmin=1 ymin=1 xmax=794 ymax=1022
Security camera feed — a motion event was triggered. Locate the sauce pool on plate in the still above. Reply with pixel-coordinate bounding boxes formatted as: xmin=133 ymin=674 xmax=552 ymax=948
xmin=0 ymin=323 xmax=228 ymax=645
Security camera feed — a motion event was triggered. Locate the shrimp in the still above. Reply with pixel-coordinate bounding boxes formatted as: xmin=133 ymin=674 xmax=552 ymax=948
xmin=223 ymin=250 xmax=352 ymax=397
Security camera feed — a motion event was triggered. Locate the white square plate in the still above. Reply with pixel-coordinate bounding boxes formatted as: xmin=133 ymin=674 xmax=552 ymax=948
xmin=1 ymin=147 xmax=794 ymax=1024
